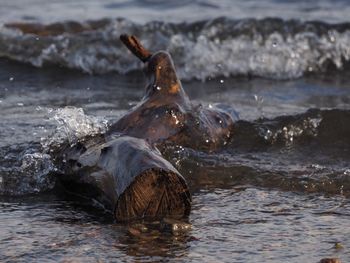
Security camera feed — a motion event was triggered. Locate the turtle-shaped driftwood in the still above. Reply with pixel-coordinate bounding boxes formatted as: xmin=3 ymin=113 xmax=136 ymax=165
xmin=56 ymin=35 xmax=236 ymax=222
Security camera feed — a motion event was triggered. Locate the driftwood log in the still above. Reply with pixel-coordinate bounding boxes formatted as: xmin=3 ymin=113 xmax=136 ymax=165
xmin=110 ymin=35 xmax=235 ymax=151
xmin=59 ymin=135 xmax=190 ymax=221
xmin=57 ymin=34 xmax=236 ymax=222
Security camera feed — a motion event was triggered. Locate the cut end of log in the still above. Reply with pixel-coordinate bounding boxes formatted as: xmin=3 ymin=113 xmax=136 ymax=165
xmin=115 ymin=169 xmax=191 ymax=222
xmin=120 ymin=34 xmax=152 ymax=62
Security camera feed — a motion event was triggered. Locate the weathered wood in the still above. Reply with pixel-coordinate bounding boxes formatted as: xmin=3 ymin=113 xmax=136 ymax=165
xmin=56 ymin=35 xmax=236 ymax=221
xmin=59 ymin=135 xmax=191 ymax=222
xmin=109 ymin=34 xmax=235 ymax=151
xmin=120 ymin=34 xmax=152 ymax=62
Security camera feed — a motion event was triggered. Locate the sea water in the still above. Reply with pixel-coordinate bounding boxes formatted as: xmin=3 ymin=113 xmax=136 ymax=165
xmin=0 ymin=1 xmax=350 ymax=262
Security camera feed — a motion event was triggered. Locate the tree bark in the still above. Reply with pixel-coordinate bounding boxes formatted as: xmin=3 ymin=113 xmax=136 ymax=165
xmin=58 ymin=135 xmax=191 ymax=222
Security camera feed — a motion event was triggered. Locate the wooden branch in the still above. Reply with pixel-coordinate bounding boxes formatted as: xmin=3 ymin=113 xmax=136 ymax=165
xmin=120 ymin=34 xmax=152 ymax=62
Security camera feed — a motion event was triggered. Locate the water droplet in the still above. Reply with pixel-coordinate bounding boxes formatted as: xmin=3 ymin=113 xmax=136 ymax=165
xmin=208 ymin=104 xmax=213 ymax=109
xmin=156 ymin=86 xmax=162 ymax=91
xmin=220 ymin=79 xmax=224 ymax=84
xmin=272 ymin=42 xmax=277 ymax=47
xmin=328 ymin=30 xmax=336 ymax=43
xmin=17 ymin=102 xmax=24 ymax=106
xmin=205 ymin=139 xmax=209 ymax=143
xmin=9 ymin=77 xmax=14 ymax=81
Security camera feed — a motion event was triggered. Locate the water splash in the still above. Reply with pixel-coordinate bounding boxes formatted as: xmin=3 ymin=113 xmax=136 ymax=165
xmin=42 ymin=106 xmax=109 ymax=151
xmin=0 ymin=152 xmax=55 ymax=195
xmin=260 ymin=117 xmax=322 ymax=145
xmin=0 ymin=107 xmax=110 ymax=195
xmin=19 ymin=153 xmax=56 ymax=193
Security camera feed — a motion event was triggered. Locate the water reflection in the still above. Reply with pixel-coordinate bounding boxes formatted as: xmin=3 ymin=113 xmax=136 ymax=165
xmin=119 ymin=221 xmax=192 ymax=260
xmin=0 ymin=187 xmax=349 ymax=262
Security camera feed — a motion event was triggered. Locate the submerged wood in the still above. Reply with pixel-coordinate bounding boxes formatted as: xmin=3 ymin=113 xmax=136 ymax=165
xmin=57 ymin=34 xmax=235 ymax=222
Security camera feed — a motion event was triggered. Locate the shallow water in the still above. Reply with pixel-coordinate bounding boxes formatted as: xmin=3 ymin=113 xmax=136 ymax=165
xmin=1 ymin=190 xmax=349 ymax=262
xmin=1 ymin=0 xmax=350 ymax=262
xmin=0 ymin=59 xmax=349 ymax=262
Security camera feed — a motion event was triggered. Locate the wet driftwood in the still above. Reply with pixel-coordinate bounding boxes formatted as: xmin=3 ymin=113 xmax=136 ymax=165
xmin=57 ymin=34 xmax=236 ymax=221
xmin=109 ymin=34 xmax=235 ymax=151
xmin=59 ymin=135 xmax=191 ymax=222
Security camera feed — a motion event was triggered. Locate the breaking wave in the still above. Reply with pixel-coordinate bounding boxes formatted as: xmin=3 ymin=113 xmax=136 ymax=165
xmin=0 ymin=106 xmax=349 ymax=196
xmin=1 ymin=17 xmax=350 ymax=80
xmin=0 ymin=107 xmax=109 ymax=195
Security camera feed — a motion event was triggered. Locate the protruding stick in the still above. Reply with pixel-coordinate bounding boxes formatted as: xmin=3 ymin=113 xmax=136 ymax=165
xmin=120 ymin=34 xmax=152 ymax=62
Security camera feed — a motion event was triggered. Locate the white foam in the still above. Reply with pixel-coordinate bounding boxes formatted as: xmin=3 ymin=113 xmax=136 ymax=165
xmin=42 ymin=106 xmax=109 ymax=150
xmin=1 ymin=18 xmax=350 ymax=80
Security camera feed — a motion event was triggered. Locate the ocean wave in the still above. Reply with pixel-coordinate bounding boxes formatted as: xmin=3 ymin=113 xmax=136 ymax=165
xmin=165 ymin=109 xmax=350 ymax=195
xmin=1 ymin=107 xmax=349 ymax=196
xmin=0 ymin=107 xmax=110 ymax=196
xmin=230 ymin=108 xmax=350 ymax=148
xmin=1 ymin=17 xmax=350 ymax=80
